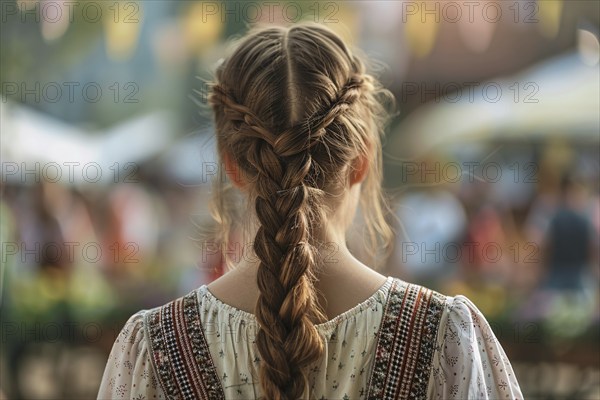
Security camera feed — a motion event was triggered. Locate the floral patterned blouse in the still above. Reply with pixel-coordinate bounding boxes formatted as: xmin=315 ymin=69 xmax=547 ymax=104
xmin=97 ymin=276 xmax=523 ymax=399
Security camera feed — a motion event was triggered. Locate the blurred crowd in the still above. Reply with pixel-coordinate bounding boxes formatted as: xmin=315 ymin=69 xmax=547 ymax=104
xmin=386 ymin=141 xmax=599 ymax=337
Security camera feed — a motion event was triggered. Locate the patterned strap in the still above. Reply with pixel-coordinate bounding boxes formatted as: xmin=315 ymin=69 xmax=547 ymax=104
xmin=366 ymin=278 xmax=447 ymax=400
xmin=144 ymin=289 xmax=225 ymax=400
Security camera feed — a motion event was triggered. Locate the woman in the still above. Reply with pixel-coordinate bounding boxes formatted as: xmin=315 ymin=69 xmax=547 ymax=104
xmin=97 ymin=23 xmax=523 ymax=400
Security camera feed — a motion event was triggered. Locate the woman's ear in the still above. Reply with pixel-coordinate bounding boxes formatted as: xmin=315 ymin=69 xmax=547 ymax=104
xmin=223 ymin=152 xmax=245 ymax=189
xmin=349 ymin=154 xmax=369 ymax=186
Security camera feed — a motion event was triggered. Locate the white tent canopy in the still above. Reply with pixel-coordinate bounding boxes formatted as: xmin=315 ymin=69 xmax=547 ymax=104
xmin=1 ymin=101 xmax=177 ymax=186
xmin=392 ymin=52 xmax=600 ymax=157
xmin=156 ymin=128 xmax=220 ymax=186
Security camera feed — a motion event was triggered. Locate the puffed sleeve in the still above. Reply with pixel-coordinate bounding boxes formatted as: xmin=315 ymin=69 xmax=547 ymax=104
xmin=428 ymin=295 xmax=524 ymax=399
xmin=97 ymin=310 xmax=166 ymax=400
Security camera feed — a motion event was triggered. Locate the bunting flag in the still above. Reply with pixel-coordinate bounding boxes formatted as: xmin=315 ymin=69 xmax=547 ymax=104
xmin=457 ymin=1 xmax=497 ymax=53
xmin=102 ymin=1 xmax=143 ymax=61
xmin=404 ymin=3 xmax=440 ymax=58
xmin=183 ymin=2 xmax=224 ymax=56
xmin=537 ymin=0 xmax=564 ymax=38
xmin=40 ymin=0 xmax=71 ymax=42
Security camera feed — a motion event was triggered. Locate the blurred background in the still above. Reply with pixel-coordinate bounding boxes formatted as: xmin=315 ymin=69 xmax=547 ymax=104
xmin=1 ymin=1 xmax=599 ymax=398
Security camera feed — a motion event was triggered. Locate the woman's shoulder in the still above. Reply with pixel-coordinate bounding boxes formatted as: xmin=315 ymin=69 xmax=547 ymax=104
xmin=364 ymin=277 xmax=449 ymax=398
xmin=386 ymin=277 xmax=499 ymax=332
xmin=113 ymin=287 xmax=204 ymax=341
xmin=385 ymin=276 xmax=452 ymax=324
xmin=97 ymin=287 xmax=214 ymax=399
xmin=386 ymin=277 xmax=516 ymax=360
xmin=136 ymin=286 xmax=209 ymax=357
xmin=379 ymin=278 xmax=523 ymax=399
xmin=97 ymin=307 xmax=164 ymax=399
xmin=419 ymin=290 xmax=525 ymax=399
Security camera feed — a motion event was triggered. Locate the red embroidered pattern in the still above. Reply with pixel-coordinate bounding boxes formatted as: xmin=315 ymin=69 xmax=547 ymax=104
xmin=144 ymin=290 xmax=225 ymax=399
xmin=366 ymin=279 xmax=446 ymax=400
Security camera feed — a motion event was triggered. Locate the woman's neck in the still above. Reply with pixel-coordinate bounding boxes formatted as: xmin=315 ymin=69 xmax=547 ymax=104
xmin=211 ymin=240 xmax=388 ymax=320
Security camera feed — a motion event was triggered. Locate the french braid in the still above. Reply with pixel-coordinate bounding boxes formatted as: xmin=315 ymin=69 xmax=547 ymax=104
xmin=207 ymin=23 xmax=396 ymax=400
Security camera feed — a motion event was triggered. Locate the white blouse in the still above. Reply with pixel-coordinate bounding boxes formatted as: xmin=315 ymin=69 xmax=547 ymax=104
xmin=97 ymin=276 xmax=523 ymax=399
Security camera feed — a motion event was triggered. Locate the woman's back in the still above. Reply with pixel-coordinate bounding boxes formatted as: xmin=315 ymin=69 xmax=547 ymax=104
xmin=98 ymin=275 xmax=522 ymax=399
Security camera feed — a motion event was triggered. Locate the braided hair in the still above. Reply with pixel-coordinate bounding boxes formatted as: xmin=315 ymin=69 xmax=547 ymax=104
xmin=207 ymin=23 xmax=395 ymax=400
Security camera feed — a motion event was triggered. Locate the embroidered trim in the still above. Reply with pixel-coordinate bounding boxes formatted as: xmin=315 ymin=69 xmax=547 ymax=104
xmin=144 ymin=290 xmax=225 ymax=400
xmin=143 ymin=278 xmax=444 ymax=400
xmin=366 ymin=278 xmax=446 ymax=400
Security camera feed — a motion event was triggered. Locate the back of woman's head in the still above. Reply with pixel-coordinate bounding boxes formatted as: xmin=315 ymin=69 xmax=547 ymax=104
xmin=207 ymin=22 xmax=395 ymax=399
